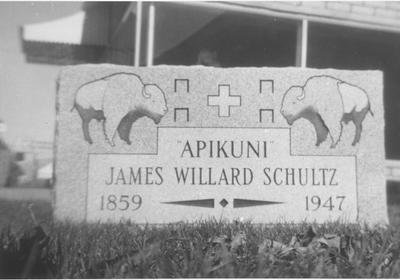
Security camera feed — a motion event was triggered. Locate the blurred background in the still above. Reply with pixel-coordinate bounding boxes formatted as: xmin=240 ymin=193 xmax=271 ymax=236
xmin=0 ymin=1 xmax=400 ymax=207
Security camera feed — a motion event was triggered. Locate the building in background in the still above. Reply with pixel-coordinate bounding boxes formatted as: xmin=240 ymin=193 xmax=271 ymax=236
xmin=2 ymin=1 xmax=400 ymax=185
xmin=20 ymin=1 xmax=400 ymax=158
xmin=0 ymin=118 xmax=51 ymax=187
xmin=0 ymin=120 xmax=12 ymax=187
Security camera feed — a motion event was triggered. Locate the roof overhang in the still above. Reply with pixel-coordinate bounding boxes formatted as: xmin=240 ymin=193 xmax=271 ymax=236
xmin=23 ymin=11 xmax=87 ymax=45
xmin=22 ymin=6 xmax=110 ymax=47
xmin=178 ymin=1 xmax=400 ymax=34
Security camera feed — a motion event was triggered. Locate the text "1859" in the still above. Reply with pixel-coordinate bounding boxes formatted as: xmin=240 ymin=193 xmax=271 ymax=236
xmin=100 ymin=194 xmax=142 ymax=211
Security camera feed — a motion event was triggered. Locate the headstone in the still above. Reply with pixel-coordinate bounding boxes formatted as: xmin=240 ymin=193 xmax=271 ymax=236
xmin=55 ymin=65 xmax=388 ymax=224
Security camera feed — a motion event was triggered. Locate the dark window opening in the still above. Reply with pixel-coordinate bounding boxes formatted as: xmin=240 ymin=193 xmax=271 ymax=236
xmin=15 ymin=152 xmax=25 ymax=161
xmin=154 ymin=8 xmax=298 ymax=67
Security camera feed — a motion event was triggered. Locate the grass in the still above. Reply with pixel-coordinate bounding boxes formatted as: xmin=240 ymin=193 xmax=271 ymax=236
xmin=0 ymin=200 xmax=52 ymax=234
xmin=1 ymin=199 xmax=400 ymax=278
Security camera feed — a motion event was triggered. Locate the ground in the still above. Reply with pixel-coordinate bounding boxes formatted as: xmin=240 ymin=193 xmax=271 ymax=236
xmin=0 ymin=184 xmax=400 ymax=278
xmin=0 ymin=182 xmax=400 ymax=278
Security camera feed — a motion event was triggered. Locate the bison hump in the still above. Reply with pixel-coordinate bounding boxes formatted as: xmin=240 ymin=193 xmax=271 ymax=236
xmin=337 ymin=82 xmax=369 ymax=113
xmin=75 ymin=80 xmax=108 ymax=110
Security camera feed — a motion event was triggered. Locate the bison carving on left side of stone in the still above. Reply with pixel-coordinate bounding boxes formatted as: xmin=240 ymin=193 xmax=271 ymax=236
xmin=280 ymin=75 xmax=373 ymax=148
xmin=72 ymin=73 xmax=168 ymax=146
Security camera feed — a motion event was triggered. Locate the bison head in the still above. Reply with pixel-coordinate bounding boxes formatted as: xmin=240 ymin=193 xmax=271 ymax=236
xmin=139 ymin=84 xmax=168 ymax=124
xmin=280 ymin=86 xmax=310 ymax=125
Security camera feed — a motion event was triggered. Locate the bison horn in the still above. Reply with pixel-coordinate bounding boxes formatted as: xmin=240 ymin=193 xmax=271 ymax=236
xmin=296 ymin=88 xmax=305 ymax=101
xmin=142 ymin=84 xmax=151 ymax=98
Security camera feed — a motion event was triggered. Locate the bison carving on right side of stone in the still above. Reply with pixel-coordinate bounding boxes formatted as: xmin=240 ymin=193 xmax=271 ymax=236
xmin=280 ymin=75 xmax=373 ymax=148
xmin=72 ymin=73 xmax=168 ymax=146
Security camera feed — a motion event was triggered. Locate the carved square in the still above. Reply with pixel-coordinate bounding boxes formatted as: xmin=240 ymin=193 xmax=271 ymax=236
xmin=174 ymin=108 xmax=189 ymax=122
xmin=259 ymin=109 xmax=274 ymax=123
xmin=259 ymin=79 xmax=274 ymax=94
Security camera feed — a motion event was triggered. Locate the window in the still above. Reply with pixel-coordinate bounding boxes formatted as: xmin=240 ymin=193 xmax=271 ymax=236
xmin=152 ymin=3 xmax=298 ymax=67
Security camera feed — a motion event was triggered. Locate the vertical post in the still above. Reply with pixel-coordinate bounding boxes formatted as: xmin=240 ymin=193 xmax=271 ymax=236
xmin=134 ymin=1 xmax=142 ymax=66
xmin=296 ymin=19 xmax=308 ymax=68
xmin=146 ymin=2 xmax=155 ymax=66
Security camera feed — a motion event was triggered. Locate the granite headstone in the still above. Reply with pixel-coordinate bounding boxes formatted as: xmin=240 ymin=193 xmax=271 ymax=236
xmin=54 ymin=65 xmax=388 ymax=224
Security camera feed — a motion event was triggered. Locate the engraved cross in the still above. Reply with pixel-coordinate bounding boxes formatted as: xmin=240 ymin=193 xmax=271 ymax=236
xmin=208 ymin=85 xmax=241 ymax=117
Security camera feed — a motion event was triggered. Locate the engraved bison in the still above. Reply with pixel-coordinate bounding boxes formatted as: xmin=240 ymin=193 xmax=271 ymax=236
xmin=72 ymin=73 xmax=168 ymax=146
xmin=280 ymin=75 xmax=373 ymax=148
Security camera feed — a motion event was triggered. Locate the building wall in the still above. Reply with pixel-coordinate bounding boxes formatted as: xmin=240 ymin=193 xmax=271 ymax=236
xmin=0 ymin=2 xmax=83 ymax=146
